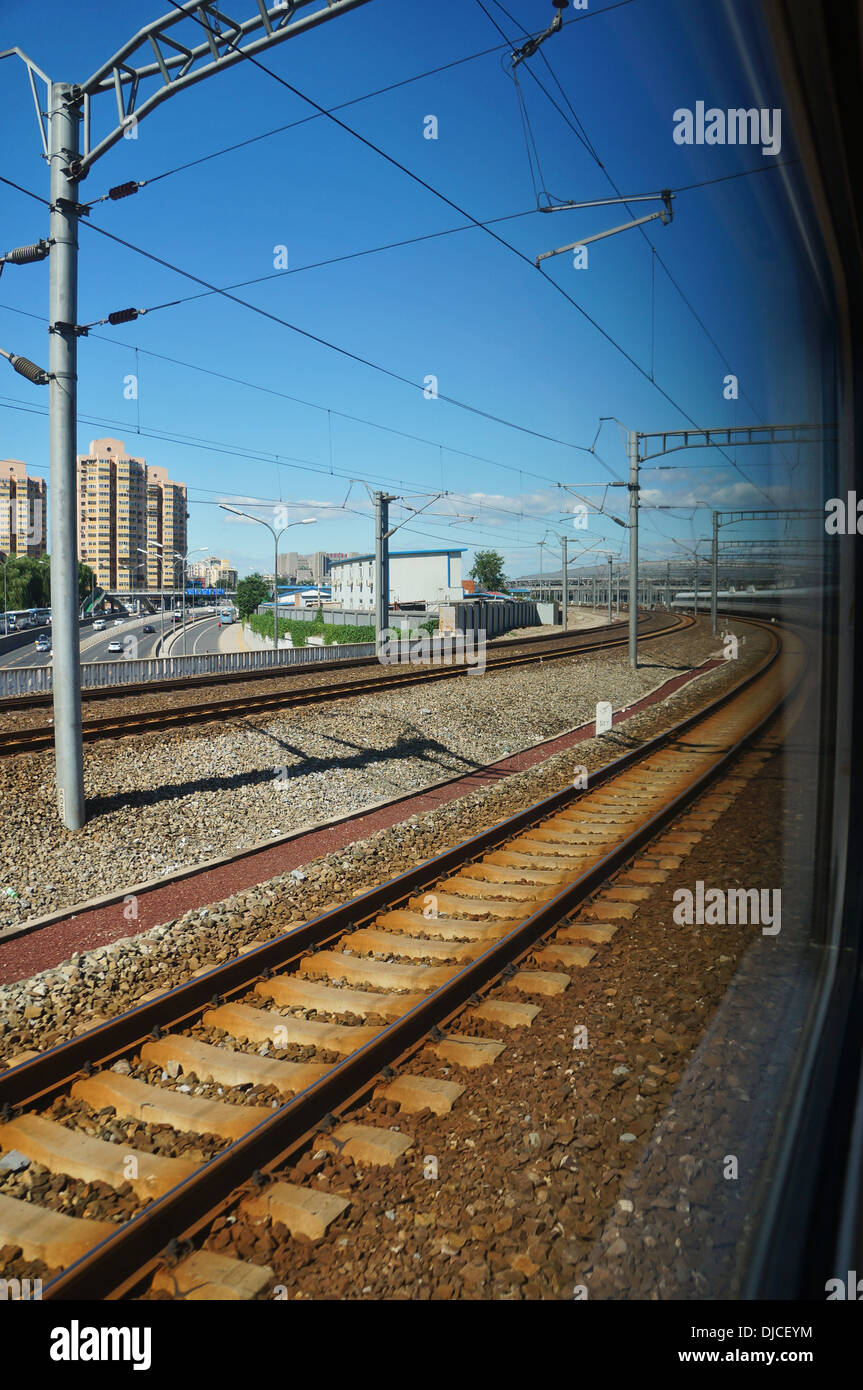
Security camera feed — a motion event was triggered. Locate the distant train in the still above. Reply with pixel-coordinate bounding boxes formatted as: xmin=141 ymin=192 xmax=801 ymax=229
xmin=669 ymin=586 xmax=830 ymax=626
xmin=671 ymin=586 xmax=826 ymax=607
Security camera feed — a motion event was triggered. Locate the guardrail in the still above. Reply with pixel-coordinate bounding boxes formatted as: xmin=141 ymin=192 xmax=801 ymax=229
xmin=0 ymin=641 xmax=377 ymax=697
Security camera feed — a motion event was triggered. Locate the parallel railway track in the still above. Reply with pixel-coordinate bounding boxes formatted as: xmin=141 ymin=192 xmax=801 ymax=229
xmin=0 ymin=617 xmax=801 ymax=1299
xmin=0 ymin=611 xmax=692 ymax=757
xmin=0 ymin=616 xmax=632 ymax=712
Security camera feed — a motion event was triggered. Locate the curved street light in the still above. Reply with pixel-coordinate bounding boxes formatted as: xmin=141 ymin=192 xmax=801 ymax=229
xmin=220 ymin=506 xmax=316 ymax=653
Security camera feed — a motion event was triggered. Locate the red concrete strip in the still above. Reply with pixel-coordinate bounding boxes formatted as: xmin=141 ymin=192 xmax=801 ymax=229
xmin=0 ymin=659 xmax=722 ymax=985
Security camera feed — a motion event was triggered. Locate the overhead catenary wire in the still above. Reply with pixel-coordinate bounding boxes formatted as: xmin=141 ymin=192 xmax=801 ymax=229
xmin=82 ymin=0 xmax=639 ymax=202
xmin=75 ymin=211 xmax=620 ymax=466
xmin=0 ymin=0 xmax=789 ymax=553
xmin=80 ymin=206 xmax=543 ymax=322
xmin=0 ymin=296 xmax=619 ymax=496
xmin=478 ymin=29 xmax=791 ymax=504
xmin=184 ymin=35 xmax=788 ymax=498
xmin=1 ymin=142 xmax=800 ymax=496
xmin=472 ymin=3 xmax=797 ymax=506
xmin=0 ymin=391 xmax=588 ymax=550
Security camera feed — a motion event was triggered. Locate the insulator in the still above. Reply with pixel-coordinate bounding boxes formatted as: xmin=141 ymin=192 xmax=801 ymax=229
xmin=11 ymin=354 xmax=49 ymax=386
xmin=107 ymin=307 xmax=139 ymax=325
xmin=108 ymin=181 xmax=140 ymax=201
xmin=3 ymin=241 xmax=49 ymax=265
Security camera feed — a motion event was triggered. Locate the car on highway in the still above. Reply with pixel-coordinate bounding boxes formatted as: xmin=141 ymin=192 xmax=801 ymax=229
xmin=142 ymin=624 xmax=155 ymax=634
xmin=107 ymin=639 xmax=124 ymax=654
xmin=92 ymin=618 xmax=106 ymax=631
xmin=34 ymin=636 xmax=51 ymax=654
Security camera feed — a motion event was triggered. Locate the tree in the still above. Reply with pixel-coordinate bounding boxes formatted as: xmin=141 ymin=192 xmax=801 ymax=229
xmin=236 ymin=572 xmax=269 ymax=620
xmin=469 ymin=549 xmax=507 ymax=593
xmin=78 ymin=562 xmax=96 ymax=603
xmin=3 ymin=555 xmax=50 ymax=609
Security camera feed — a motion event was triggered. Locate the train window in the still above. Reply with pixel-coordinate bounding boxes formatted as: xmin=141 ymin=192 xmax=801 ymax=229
xmin=0 ymin=0 xmax=862 ymax=1350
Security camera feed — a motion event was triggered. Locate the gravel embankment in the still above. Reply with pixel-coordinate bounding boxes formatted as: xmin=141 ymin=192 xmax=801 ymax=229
xmin=0 ymin=618 xmax=768 ymax=1062
xmin=0 ymin=620 xmax=758 ymax=932
xmin=0 ymin=619 xmax=607 ymax=733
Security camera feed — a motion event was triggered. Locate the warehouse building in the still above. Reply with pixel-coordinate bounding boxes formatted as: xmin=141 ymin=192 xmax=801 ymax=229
xmin=329 ymin=548 xmax=464 ymax=610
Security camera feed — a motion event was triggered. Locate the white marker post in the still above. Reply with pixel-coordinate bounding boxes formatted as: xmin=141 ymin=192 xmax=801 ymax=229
xmin=595 ymin=701 xmax=613 ymax=736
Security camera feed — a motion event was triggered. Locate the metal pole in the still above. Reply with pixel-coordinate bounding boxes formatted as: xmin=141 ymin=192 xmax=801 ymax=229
xmin=48 ymin=82 xmax=85 ymax=829
xmin=693 ymin=556 xmax=698 ymax=616
xmin=666 ymin=559 xmax=670 ymax=609
xmin=561 ymin=535 xmax=568 ymax=631
xmin=374 ymin=491 xmax=394 ymax=649
xmin=608 ymin=556 xmax=612 ymax=623
xmin=181 ymin=555 xmax=187 ymax=653
xmin=615 ymin=569 xmax=620 ymax=618
xmin=273 ymin=526 xmax=281 ymax=655
xmin=375 ymin=492 xmax=383 ymax=641
xmin=711 ymin=511 xmax=719 ymax=635
xmin=627 ymin=428 xmax=639 ymax=669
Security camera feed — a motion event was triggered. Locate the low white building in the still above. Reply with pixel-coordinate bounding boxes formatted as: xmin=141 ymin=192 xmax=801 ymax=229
xmin=329 ymin=548 xmax=464 ymax=611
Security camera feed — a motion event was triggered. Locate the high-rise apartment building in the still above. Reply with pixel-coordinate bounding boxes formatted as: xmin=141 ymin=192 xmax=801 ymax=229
xmin=276 ymin=550 xmax=359 ymax=583
xmin=0 ymin=460 xmax=47 ymax=558
xmin=187 ymin=557 xmax=238 ymax=590
xmin=76 ymin=438 xmax=187 ymax=591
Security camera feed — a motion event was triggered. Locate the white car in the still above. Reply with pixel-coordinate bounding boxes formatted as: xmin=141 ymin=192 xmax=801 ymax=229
xmin=107 ymin=639 xmax=123 ymax=654
xmin=114 ymin=618 xmax=124 ymax=626
xmin=92 ymin=619 xmax=106 ymax=631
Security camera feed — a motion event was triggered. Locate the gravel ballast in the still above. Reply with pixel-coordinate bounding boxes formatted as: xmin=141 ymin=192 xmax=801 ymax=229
xmin=0 ymin=618 xmax=769 ymax=1063
xmin=0 ymin=619 xmax=757 ymax=935
xmin=200 ymin=737 xmax=795 ymax=1301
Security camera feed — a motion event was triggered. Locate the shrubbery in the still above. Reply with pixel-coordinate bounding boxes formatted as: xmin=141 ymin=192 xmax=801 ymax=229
xmin=387 ymin=617 xmax=439 ymax=640
xmin=248 ymin=612 xmax=375 ymax=646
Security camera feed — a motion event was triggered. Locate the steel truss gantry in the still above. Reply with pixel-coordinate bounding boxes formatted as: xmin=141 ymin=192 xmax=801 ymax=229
xmin=622 ymin=423 xmax=835 ymax=667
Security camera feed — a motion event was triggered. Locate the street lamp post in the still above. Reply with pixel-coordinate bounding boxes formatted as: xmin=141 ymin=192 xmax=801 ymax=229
xmin=0 ymin=552 xmax=7 ymax=632
xmin=219 ymin=507 xmax=316 ymax=653
xmin=173 ymin=548 xmax=207 ymax=656
xmin=137 ymin=542 xmax=164 ymax=638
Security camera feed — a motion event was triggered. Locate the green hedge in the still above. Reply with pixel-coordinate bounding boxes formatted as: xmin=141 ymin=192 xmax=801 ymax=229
xmin=387 ymin=617 xmax=439 ymax=640
xmin=248 ymin=612 xmax=375 ymax=646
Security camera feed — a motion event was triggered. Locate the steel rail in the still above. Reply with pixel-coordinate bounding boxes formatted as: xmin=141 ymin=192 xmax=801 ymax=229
xmin=0 ymin=618 xmax=792 ymax=1299
xmin=0 ymin=613 xmax=665 ymax=713
xmin=0 ymin=613 xmax=693 ymax=757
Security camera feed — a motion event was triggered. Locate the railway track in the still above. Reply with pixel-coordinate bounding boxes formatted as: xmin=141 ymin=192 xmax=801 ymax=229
xmin=0 ymin=611 xmax=692 ymax=757
xmin=0 ymin=616 xmax=632 ymax=712
xmin=0 ymin=617 xmax=802 ymax=1299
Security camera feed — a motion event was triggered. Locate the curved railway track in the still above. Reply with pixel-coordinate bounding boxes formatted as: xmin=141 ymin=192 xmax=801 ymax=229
xmin=0 ymin=617 xmax=803 ymax=1299
xmin=0 ymin=611 xmax=693 ymax=757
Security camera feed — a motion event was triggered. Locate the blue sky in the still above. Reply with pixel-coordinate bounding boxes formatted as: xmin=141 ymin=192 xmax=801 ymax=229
xmin=0 ymin=0 xmax=831 ymax=581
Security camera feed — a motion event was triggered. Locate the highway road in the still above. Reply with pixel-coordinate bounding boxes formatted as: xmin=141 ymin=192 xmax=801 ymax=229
xmin=0 ymin=608 xmax=235 ymax=679
xmin=162 ymin=614 xmax=226 ymax=658
xmin=0 ymin=613 xmax=177 ymax=671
